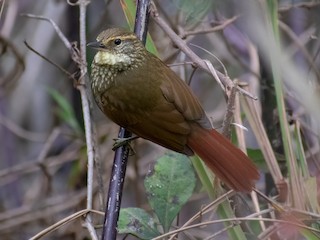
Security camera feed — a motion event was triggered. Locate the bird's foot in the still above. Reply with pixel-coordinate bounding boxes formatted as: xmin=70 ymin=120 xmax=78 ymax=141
xmin=112 ymin=135 xmax=139 ymax=151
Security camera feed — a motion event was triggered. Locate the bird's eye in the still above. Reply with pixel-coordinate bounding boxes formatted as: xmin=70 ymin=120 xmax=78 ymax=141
xmin=114 ymin=38 xmax=122 ymax=45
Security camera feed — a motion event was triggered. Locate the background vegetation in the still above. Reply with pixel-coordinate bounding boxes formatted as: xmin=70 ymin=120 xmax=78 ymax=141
xmin=0 ymin=0 xmax=320 ymax=239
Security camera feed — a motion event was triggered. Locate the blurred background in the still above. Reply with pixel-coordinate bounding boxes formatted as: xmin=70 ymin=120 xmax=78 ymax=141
xmin=1 ymin=0 xmax=320 ymax=239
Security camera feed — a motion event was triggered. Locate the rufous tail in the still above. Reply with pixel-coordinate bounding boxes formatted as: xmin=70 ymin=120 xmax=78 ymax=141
xmin=187 ymin=124 xmax=259 ymax=192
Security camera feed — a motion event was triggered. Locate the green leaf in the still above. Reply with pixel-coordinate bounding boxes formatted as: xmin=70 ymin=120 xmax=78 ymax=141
xmin=144 ymin=152 xmax=196 ymax=232
xmin=118 ymin=208 xmax=160 ymax=239
xmin=47 ymin=88 xmax=82 ymax=135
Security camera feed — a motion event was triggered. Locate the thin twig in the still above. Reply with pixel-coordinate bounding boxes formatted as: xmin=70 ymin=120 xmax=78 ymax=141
xmin=0 ymin=112 xmax=46 ymax=142
xmin=221 ymin=80 xmax=238 ymax=138
xmin=30 ymin=209 xmax=104 ymax=240
xmin=23 ymin=7 xmax=99 ymax=238
xmin=24 ymin=40 xmax=77 ymax=82
xmin=153 ymin=216 xmax=320 ymax=240
xmin=22 ymin=13 xmax=83 ymax=69
xmin=234 ymin=92 xmax=266 ymax=232
xmin=150 ymin=1 xmax=257 ymax=100
xmin=168 ymin=61 xmax=196 ymax=67
xmin=279 ymin=21 xmax=320 ymax=80
xmin=36 ymin=128 xmax=61 ymax=195
xmin=204 ymin=223 xmax=235 ymax=240
xmin=36 ymin=128 xmax=61 ymax=163
xmin=168 ymin=190 xmax=234 ymax=240
xmin=189 ymin=43 xmax=228 ymax=77
xmin=74 ymin=0 xmax=98 ymax=239
xmin=0 ymin=143 xmax=80 ymax=184
xmin=0 ymin=35 xmax=25 ymax=89
xmin=181 ymin=15 xmax=239 ymax=38
xmin=21 ymin=13 xmax=73 ymax=51
xmin=77 ymin=0 xmax=105 ymax=211
xmin=240 ymin=84 xmax=284 ymax=188
xmin=30 ymin=209 xmax=91 ymax=240
xmin=1 ymin=189 xmax=89 ymax=233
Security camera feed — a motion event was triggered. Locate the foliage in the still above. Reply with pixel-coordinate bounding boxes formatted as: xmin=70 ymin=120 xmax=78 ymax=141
xmin=118 ymin=152 xmax=196 ymax=238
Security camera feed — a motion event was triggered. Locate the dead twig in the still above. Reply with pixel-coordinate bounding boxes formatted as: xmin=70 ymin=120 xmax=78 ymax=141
xmin=154 ymin=216 xmax=320 ymax=240
xmin=279 ymin=21 xmax=320 ymax=81
xmin=0 ymin=189 xmax=88 ymax=232
xmin=221 ymin=80 xmax=238 ymax=138
xmin=21 ymin=13 xmax=73 ymax=51
xmin=71 ymin=0 xmax=99 ymax=238
xmin=30 ymin=208 xmax=104 ymax=240
xmin=150 ymin=1 xmax=257 ymax=100
xmin=181 ymin=15 xmax=239 ymax=38
xmin=23 ymin=3 xmax=101 ymax=239
xmin=0 ymin=142 xmax=80 ymax=186
xmin=168 ymin=190 xmax=235 ymax=240
xmin=0 ymin=36 xmax=25 ymax=93
xmin=24 ymin=40 xmax=77 ymax=82
xmin=240 ymin=84 xmax=285 ymax=199
xmin=0 ymin=113 xmax=46 ymax=142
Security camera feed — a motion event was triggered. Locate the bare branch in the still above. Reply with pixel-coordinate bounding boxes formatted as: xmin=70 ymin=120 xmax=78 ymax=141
xmin=30 ymin=209 xmax=103 ymax=240
xmin=24 ymin=40 xmax=77 ymax=81
xmin=150 ymin=2 xmax=257 ymax=100
xmin=181 ymin=15 xmax=239 ymax=38
xmin=0 ymin=36 xmax=25 ymax=92
xmin=0 ymin=143 xmax=80 ymax=186
xmin=222 ymin=80 xmax=238 ymax=138
xmin=279 ymin=21 xmax=320 ymax=80
xmin=21 ymin=13 xmax=73 ymax=51
xmin=75 ymin=0 xmax=99 ymax=239
xmin=0 ymin=113 xmax=46 ymax=142
xmin=22 ymin=5 xmax=99 ymax=238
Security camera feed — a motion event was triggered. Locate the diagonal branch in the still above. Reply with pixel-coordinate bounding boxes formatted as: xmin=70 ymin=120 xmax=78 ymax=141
xmin=101 ymin=0 xmax=151 ymax=239
xmin=150 ymin=2 xmax=257 ymax=100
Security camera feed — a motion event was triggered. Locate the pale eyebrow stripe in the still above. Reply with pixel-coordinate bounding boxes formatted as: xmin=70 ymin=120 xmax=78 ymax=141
xmin=107 ymin=35 xmax=137 ymax=42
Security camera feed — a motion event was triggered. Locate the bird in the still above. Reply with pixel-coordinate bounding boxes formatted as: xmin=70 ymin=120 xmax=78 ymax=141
xmin=88 ymin=28 xmax=259 ymax=192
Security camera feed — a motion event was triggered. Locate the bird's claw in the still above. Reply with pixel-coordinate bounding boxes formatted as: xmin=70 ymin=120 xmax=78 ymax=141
xmin=112 ymin=136 xmax=139 ymax=153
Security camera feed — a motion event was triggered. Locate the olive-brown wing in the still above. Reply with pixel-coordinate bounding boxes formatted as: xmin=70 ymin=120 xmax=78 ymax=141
xmin=152 ymin=54 xmax=212 ymax=130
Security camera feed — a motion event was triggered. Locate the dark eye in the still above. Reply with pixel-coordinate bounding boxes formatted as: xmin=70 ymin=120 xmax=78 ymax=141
xmin=114 ymin=38 xmax=122 ymax=45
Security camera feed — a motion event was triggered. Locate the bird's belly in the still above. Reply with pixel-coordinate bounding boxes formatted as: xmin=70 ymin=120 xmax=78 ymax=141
xmin=102 ymin=73 xmax=160 ymax=110
xmin=96 ymin=81 xmax=159 ymax=128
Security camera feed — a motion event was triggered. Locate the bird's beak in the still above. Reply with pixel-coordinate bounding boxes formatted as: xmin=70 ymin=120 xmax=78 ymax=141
xmin=87 ymin=41 xmax=102 ymax=49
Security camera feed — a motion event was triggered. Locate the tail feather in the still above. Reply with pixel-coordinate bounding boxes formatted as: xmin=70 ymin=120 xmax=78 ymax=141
xmin=187 ymin=124 xmax=259 ymax=192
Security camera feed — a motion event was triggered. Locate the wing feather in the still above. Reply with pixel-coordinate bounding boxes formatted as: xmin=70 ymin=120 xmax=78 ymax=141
xmin=153 ymin=55 xmax=212 ymax=129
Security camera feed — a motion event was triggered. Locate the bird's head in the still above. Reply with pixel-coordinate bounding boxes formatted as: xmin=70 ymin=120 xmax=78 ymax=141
xmin=88 ymin=28 xmax=145 ymax=68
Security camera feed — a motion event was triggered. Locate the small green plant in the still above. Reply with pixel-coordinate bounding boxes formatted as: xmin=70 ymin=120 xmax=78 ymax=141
xmin=118 ymin=152 xmax=196 ymax=239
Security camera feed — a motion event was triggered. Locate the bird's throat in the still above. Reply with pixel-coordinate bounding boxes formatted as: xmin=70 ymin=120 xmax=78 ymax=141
xmin=94 ymin=51 xmax=132 ymax=67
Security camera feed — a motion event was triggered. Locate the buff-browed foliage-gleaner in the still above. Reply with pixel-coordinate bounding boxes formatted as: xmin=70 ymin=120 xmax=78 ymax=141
xmin=88 ymin=28 xmax=259 ymax=192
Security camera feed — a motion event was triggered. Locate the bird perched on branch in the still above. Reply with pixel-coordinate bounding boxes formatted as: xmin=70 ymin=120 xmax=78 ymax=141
xmin=88 ymin=28 xmax=259 ymax=192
